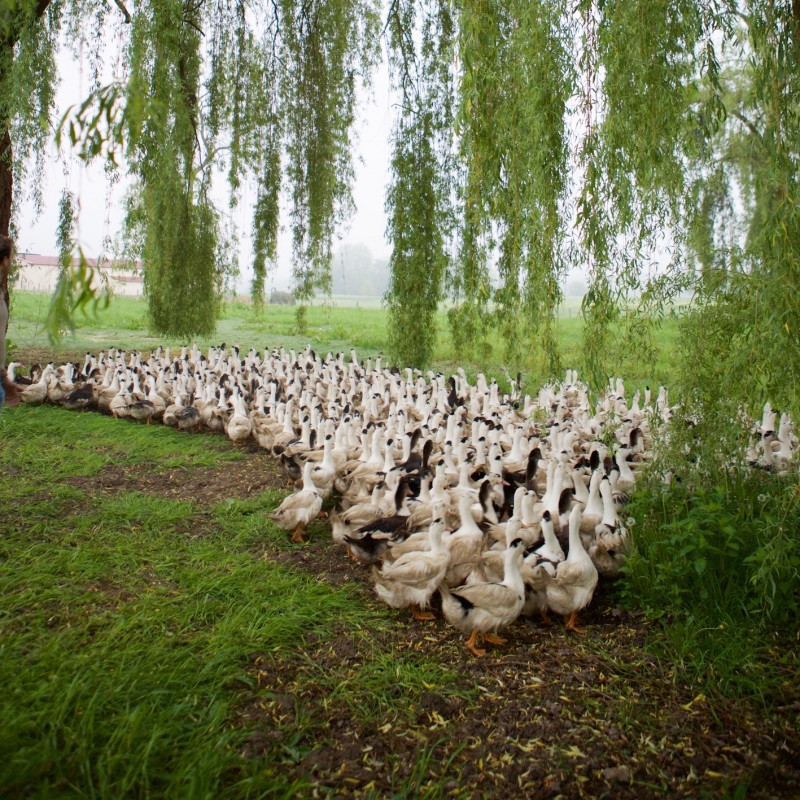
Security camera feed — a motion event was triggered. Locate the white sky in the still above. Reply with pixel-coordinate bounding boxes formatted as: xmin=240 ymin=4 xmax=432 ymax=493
xmin=17 ymin=37 xmax=394 ymax=293
xmin=16 ymin=25 xmax=594 ymax=297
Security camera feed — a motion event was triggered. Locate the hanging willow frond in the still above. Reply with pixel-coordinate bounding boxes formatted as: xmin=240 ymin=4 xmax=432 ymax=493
xmin=3 ymin=0 xmax=799 ymax=428
xmin=280 ymin=0 xmax=380 ymax=315
xmin=49 ymin=0 xmax=378 ymax=337
xmin=385 ymin=0 xmax=455 ymax=368
xmin=455 ymin=0 xmax=573 ymax=374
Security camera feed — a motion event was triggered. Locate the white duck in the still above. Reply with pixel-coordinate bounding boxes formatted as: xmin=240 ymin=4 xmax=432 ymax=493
xmin=266 ymin=461 xmax=323 ymax=544
xmin=443 ymin=494 xmax=487 ymax=588
xmin=533 ymin=504 xmax=598 ymax=633
xmin=372 ymin=517 xmax=450 ymax=621
xmin=534 ymin=510 xmax=565 ymax=565
xmin=310 ymin=434 xmax=338 ymax=498
xmin=440 ymin=537 xmax=526 ymax=656
xmin=226 ymin=390 xmax=253 ymax=444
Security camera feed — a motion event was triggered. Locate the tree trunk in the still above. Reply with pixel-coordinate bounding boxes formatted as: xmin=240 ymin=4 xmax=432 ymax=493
xmin=1 ymin=128 xmax=12 ymax=308
xmin=793 ymin=0 xmax=800 ymax=53
xmin=0 ymin=0 xmax=53 ymax=312
xmin=0 ymin=129 xmax=10 ymax=237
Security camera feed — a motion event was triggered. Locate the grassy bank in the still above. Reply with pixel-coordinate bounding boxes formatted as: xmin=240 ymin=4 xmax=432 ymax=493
xmin=7 ymin=290 xmax=681 ymax=390
xmin=0 ymin=406 xmax=465 ymax=798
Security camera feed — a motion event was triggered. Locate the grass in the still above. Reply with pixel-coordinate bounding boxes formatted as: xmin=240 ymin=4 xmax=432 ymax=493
xmin=2 ymin=405 xmax=798 ymax=797
xmin=4 ymin=297 xmax=798 ymax=797
xmin=7 ymin=290 xmax=682 ymax=391
xmin=0 ymin=405 xmax=467 ymax=799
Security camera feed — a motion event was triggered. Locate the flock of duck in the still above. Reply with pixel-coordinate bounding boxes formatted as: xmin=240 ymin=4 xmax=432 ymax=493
xmin=7 ymin=346 xmax=795 ymax=656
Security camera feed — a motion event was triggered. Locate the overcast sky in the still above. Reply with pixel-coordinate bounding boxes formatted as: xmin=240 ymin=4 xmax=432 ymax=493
xmin=17 ymin=37 xmax=394 ymax=293
xmin=17 ymin=31 xmax=596 ymax=297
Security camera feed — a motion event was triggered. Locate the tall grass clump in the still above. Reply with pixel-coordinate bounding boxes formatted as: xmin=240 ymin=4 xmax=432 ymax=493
xmin=622 ymin=361 xmax=800 ymax=699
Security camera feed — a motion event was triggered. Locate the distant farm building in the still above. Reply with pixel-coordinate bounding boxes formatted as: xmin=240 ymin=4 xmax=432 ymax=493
xmin=15 ymin=253 xmax=144 ymax=297
xmin=270 ymin=290 xmax=295 ymax=305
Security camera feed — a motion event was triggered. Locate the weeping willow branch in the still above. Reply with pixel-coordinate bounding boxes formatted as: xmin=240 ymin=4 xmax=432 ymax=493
xmin=4 ymin=0 xmax=798 ymax=429
xmin=385 ymin=0 xmax=455 ymax=368
xmin=452 ymin=0 xmax=572 ymax=374
xmin=280 ymin=0 xmax=379 ymax=325
xmin=110 ymin=0 xmax=131 ymax=24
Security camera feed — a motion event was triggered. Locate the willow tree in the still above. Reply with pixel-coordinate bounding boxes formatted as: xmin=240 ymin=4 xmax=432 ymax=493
xmin=381 ymin=0 xmax=798 ymax=410
xmin=0 ymin=0 xmax=65 ymax=310
xmin=384 ymin=0 xmax=455 ymax=367
xmin=8 ymin=0 xmax=379 ymax=337
xmin=104 ymin=0 xmax=379 ymax=335
xmin=453 ymin=0 xmax=573 ymax=374
xmin=681 ymin=2 xmax=800 ymax=416
xmin=8 ymin=0 xmax=799 ymax=396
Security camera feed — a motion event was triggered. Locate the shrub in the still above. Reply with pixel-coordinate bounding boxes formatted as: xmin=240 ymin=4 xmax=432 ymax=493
xmin=270 ymin=291 xmax=295 ymax=305
xmin=624 ymin=475 xmax=800 ymax=629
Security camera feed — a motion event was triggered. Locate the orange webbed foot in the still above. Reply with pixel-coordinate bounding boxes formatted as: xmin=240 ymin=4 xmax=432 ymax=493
xmin=411 ymin=605 xmax=435 ymax=621
xmin=564 ymin=611 xmax=586 ymax=634
xmin=465 ymin=629 xmax=486 ymax=657
xmin=291 ymin=528 xmax=306 ymax=544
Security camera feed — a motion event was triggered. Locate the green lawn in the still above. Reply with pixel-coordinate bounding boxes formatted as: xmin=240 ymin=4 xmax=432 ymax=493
xmin=4 ymin=293 xmax=797 ymax=798
xmin=2 ymin=403 xmax=798 ymax=798
xmin=8 ymin=290 xmax=682 ymax=391
xmin=0 ymin=405 xmax=466 ymax=798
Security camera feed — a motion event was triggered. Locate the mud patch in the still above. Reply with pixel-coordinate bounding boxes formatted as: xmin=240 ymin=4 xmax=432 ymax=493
xmin=68 ymin=451 xmax=292 ymax=505
xmin=238 ymin=598 xmax=800 ymax=799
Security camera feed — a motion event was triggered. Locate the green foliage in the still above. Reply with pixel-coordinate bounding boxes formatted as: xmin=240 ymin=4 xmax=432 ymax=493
xmin=608 ymin=2 xmax=800 ymax=692
xmin=625 ymin=479 xmax=800 ymax=628
xmin=455 ymin=0 xmax=573 ymax=374
xmin=385 ymin=0 xmax=455 ymax=368
xmin=0 ymin=402 xmax=470 ymax=798
xmin=622 ymin=403 xmax=800 ymax=696
xmin=57 ymin=81 xmax=127 ymax=165
xmin=575 ymin=0 xmax=707 ymax=390
xmin=385 ymin=109 xmax=451 ymax=368
xmin=680 ymin=3 xmax=800 ymax=417
xmin=250 ymin=146 xmax=281 ymax=306
xmin=280 ymin=0 xmax=380 ymax=304
xmin=45 ymin=0 xmax=379 ymax=337
xmin=45 ymin=251 xmax=111 ymax=343
xmin=42 ymin=190 xmax=112 ymax=342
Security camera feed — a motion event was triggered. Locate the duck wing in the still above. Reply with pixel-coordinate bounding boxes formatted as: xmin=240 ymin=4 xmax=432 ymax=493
xmin=448 ymin=581 xmax=519 ymax=610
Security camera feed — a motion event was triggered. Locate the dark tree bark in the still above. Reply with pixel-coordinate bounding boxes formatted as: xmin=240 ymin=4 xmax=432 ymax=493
xmin=0 ymin=129 xmax=10 ymax=238
xmin=1 ymin=96 xmax=14 ymax=313
xmin=0 ymin=0 xmax=53 ymax=310
xmin=793 ymin=0 xmax=800 ymax=52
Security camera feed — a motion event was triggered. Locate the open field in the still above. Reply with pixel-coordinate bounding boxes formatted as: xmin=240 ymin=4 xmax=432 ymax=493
xmin=7 ymin=291 xmax=681 ymax=390
xmin=4 ymin=293 xmax=798 ymax=798
xmin=2 ymin=404 xmax=799 ymax=799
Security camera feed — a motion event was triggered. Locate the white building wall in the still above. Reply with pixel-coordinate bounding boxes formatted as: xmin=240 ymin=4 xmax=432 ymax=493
xmin=15 ymin=265 xmax=57 ymax=293
xmin=15 ymin=263 xmax=144 ymax=297
xmin=107 ymin=273 xmax=145 ymax=297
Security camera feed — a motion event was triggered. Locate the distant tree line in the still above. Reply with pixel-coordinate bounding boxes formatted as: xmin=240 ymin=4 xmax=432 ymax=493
xmin=269 ymin=290 xmax=295 ymax=305
xmin=329 ymin=243 xmax=390 ymax=297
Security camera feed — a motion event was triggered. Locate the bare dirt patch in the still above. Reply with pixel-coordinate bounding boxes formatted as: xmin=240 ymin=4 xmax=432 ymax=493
xmin=239 ymin=593 xmax=800 ymax=799
xmin=68 ymin=445 xmax=292 ymax=505
xmin=240 ymin=512 xmax=800 ymax=799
